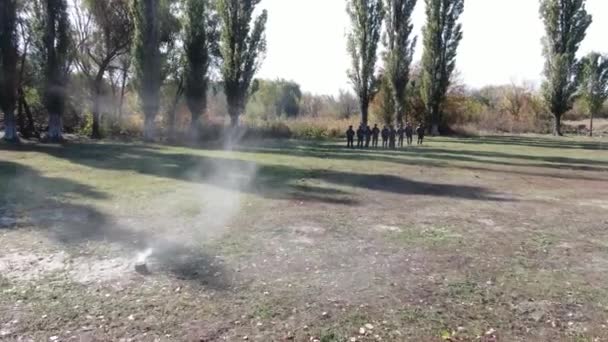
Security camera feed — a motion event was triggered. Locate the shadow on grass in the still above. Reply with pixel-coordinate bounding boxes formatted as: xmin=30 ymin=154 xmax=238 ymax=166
xmin=237 ymin=137 xmax=608 ymax=174
xmin=0 ymin=160 xmax=230 ymax=290
xmin=5 ymin=142 xmax=510 ymax=202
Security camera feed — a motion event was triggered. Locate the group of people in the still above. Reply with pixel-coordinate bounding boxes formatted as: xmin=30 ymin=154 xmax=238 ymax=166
xmin=346 ymin=123 xmax=425 ymax=149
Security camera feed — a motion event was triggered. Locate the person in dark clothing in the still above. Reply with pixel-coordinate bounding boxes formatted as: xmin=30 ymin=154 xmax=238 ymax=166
xmin=416 ymin=124 xmax=425 ymax=145
xmin=365 ymin=125 xmax=372 ymax=148
xmin=356 ymin=124 xmax=364 ymax=148
xmin=381 ymin=126 xmax=390 ymax=149
xmin=372 ymin=124 xmax=380 ymax=148
xmin=405 ymin=122 xmax=414 ymax=146
xmin=397 ymin=124 xmax=405 ymax=147
xmin=389 ymin=125 xmax=397 ymax=149
xmin=346 ymin=125 xmax=355 ymax=148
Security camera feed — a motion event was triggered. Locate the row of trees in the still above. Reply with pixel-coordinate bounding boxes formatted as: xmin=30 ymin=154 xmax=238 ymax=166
xmin=345 ymin=0 xmax=607 ymax=136
xmin=346 ymin=0 xmax=463 ymax=135
xmin=0 ymin=0 xmax=268 ymax=143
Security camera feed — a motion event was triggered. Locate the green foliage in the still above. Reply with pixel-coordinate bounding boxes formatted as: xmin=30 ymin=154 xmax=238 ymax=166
xmin=420 ymin=0 xmax=464 ymax=135
xmin=371 ymin=75 xmax=396 ymax=125
xmin=184 ymin=0 xmax=219 ymax=133
xmin=0 ymin=0 xmax=19 ymax=111
xmin=217 ymin=0 xmax=267 ymax=126
xmin=578 ymin=53 xmax=608 ymax=117
xmin=37 ymin=0 xmax=72 ymax=140
xmin=347 ymin=0 xmax=385 ymax=124
xmin=246 ymin=79 xmax=302 ymax=120
xmin=383 ymin=0 xmax=417 ymax=124
xmin=539 ymin=0 xmax=592 ymax=135
xmin=131 ymin=0 xmax=162 ymax=141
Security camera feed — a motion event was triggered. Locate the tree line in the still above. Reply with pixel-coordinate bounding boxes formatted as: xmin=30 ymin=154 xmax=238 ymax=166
xmin=345 ymin=0 xmax=607 ymax=136
xmin=0 ymin=0 xmax=267 ymax=143
xmin=1 ymin=0 xmax=607 ymax=143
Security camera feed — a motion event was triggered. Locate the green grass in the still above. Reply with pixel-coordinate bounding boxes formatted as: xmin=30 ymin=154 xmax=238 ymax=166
xmin=1 ymin=135 xmax=608 ymax=341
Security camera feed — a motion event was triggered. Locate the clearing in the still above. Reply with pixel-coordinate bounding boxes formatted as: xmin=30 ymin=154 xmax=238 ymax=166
xmin=1 ymin=135 xmax=608 ymax=341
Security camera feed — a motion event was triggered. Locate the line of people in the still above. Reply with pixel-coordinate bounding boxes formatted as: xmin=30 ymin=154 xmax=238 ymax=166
xmin=346 ymin=123 xmax=425 ymax=149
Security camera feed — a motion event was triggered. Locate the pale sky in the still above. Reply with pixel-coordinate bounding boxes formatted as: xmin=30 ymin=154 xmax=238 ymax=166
xmin=256 ymin=0 xmax=608 ymax=95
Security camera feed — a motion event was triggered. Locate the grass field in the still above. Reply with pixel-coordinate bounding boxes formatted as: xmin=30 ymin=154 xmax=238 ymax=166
xmin=1 ymin=135 xmax=608 ymax=341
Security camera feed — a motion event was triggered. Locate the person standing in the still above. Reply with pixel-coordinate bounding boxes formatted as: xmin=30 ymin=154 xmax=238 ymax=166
xmin=416 ymin=123 xmax=425 ymax=145
xmin=397 ymin=124 xmax=405 ymax=148
xmin=405 ymin=122 xmax=414 ymax=146
xmin=381 ymin=125 xmax=390 ymax=149
xmin=372 ymin=124 xmax=380 ymax=148
xmin=346 ymin=125 xmax=355 ymax=148
xmin=365 ymin=125 xmax=372 ymax=148
xmin=356 ymin=124 xmax=364 ymax=148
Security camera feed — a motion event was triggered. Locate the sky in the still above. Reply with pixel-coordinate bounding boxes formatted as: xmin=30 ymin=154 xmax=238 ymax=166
xmin=256 ymin=0 xmax=608 ymax=96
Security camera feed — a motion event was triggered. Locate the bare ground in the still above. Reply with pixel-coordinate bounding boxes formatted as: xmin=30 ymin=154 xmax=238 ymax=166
xmin=1 ymin=135 xmax=608 ymax=341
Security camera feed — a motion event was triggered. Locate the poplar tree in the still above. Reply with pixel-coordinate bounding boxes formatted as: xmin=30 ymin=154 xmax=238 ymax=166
xmin=217 ymin=0 xmax=267 ymax=127
xmin=0 ymin=0 xmax=19 ymax=141
xmin=43 ymin=0 xmax=71 ymax=142
xmin=383 ymin=0 xmax=417 ymax=125
xmin=347 ymin=0 xmax=385 ymax=125
xmin=184 ymin=0 xmax=218 ymax=140
xmin=540 ymin=0 xmax=592 ymax=136
xmin=578 ymin=52 xmax=608 ymax=137
xmin=420 ymin=0 xmax=464 ymax=135
xmin=131 ymin=0 xmax=162 ymax=141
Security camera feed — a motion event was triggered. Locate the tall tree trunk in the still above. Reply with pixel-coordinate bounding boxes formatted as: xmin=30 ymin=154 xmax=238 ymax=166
xmin=167 ymin=78 xmax=184 ymax=143
xmin=118 ymin=64 xmax=128 ymax=121
xmin=395 ymin=101 xmax=404 ymax=126
xmin=360 ymin=100 xmax=369 ymax=125
xmin=143 ymin=114 xmax=155 ymax=142
xmin=17 ymin=92 xmax=26 ymax=137
xmin=3 ymin=110 xmax=18 ymax=141
xmin=430 ymin=104 xmax=440 ymax=136
xmin=91 ymin=95 xmax=102 ymax=139
xmin=48 ymin=112 xmax=62 ymax=142
xmin=91 ymin=68 xmax=106 ymax=140
xmin=589 ymin=111 xmax=594 ymax=137
xmin=553 ymin=113 xmax=563 ymax=136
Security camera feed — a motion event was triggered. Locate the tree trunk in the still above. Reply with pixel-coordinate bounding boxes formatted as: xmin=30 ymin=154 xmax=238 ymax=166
xmin=143 ymin=114 xmax=155 ymax=142
xmin=22 ymin=93 xmax=37 ymax=138
xmin=429 ymin=102 xmax=441 ymax=136
xmin=589 ymin=112 xmax=594 ymax=137
xmin=17 ymin=93 xmax=26 ymax=137
xmin=118 ymin=64 xmax=128 ymax=121
xmin=3 ymin=109 xmax=19 ymax=142
xmin=91 ymin=95 xmax=102 ymax=139
xmin=553 ymin=113 xmax=563 ymax=136
xmin=47 ymin=112 xmax=63 ymax=142
xmin=360 ymin=100 xmax=369 ymax=125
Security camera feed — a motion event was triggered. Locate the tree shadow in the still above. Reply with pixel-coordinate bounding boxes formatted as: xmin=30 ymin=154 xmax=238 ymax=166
xmin=0 ymin=160 xmax=231 ymax=290
xmin=237 ymin=138 xmax=608 ymax=174
xmin=6 ymin=142 xmax=510 ymax=202
xmin=451 ymin=135 xmax=607 ymax=151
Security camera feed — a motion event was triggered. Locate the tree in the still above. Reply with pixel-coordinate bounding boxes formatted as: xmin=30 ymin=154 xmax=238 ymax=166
xmin=0 ymin=0 xmax=20 ymax=142
xmin=131 ymin=0 xmax=162 ymax=141
xmin=42 ymin=0 xmax=72 ymax=142
xmin=539 ymin=0 xmax=592 ymax=136
xmin=73 ymin=0 xmax=133 ymax=139
xmin=217 ymin=0 xmax=267 ymax=127
xmin=184 ymin=0 xmax=218 ymax=140
xmin=347 ymin=0 xmax=384 ymax=125
xmin=383 ymin=0 xmax=417 ymax=125
xmin=371 ymin=74 xmax=396 ymax=125
xmin=420 ymin=0 xmax=464 ymax=135
xmin=337 ymin=89 xmax=358 ymax=119
xmin=578 ymin=52 xmax=608 ymax=137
